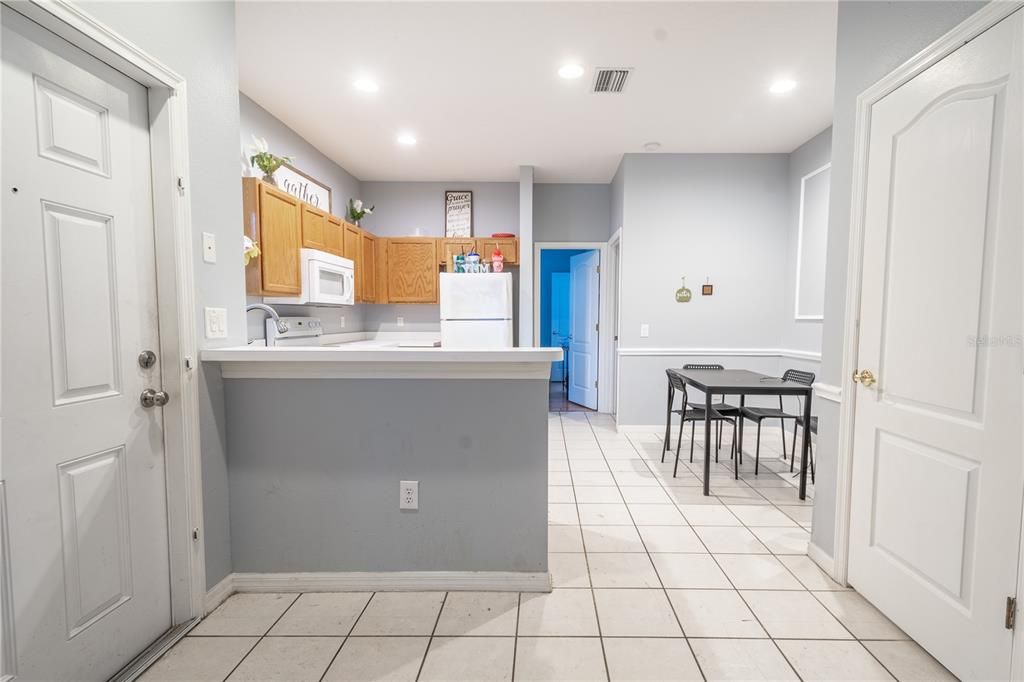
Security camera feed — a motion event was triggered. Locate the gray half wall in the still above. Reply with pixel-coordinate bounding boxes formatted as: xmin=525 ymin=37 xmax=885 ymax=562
xmin=224 ymin=378 xmax=548 ymax=573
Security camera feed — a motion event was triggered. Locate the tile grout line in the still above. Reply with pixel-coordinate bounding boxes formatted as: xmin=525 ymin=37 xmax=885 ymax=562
xmin=316 ymin=592 xmax=376 ymax=682
xmin=220 ymin=592 xmax=302 ymax=681
xmin=584 ymin=412 xmax=708 ymax=682
xmin=414 ymin=592 xmax=448 ymax=682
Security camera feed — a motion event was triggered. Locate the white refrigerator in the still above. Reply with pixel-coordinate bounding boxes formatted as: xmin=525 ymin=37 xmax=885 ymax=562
xmin=440 ymin=273 xmax=514 ymax=348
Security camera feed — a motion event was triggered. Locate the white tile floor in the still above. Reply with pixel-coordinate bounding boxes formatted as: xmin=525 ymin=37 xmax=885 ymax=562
xmin=142 ymin=412 xmax=954 ymax=681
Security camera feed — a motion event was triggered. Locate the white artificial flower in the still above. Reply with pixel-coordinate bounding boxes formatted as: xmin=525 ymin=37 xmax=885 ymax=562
xmin=251 ymin=135 xmax=269 ymax=154
xmin=364 ymin=207 xmax=373 ymax=214
xmin=353 ymin=199 xmax=363 ymax=212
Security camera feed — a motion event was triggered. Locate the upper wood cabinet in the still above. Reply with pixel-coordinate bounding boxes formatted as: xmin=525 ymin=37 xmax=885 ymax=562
xmin=439 ymin=238 xmax=477 ymax=269
xmin=360 ymin=231 xmax=377 ymax=303
xmin=476 ymin=237 xmax=518 ymax=265
xmin=342 ymin=222 xmax=362 ymax=298
xmin=301 ymin=204 xmax=328 ymax=251
xmin=387 ymin=238 xmax=438 ymax=303
xmin=243 ymin=178 xmax=302 ymax=295
xmin=325 ymin=214 xmax=344 ymax=256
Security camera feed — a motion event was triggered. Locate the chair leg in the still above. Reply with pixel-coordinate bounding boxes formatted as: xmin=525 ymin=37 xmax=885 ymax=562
xmin=754 ymin=421 xmax=762 ymax=475
xmin=810 ymin=441 xmax=816 ymax=483
xmin=673 ymin=416 xmax=684 ymax=478
xmin=790 ymin=421 xmax=799 ymax=469
xmin=780 ymin=418 xmax=787 ymax=462
xmin=714 ymin=422 xmax=720 ymax=464
xmin=730 ymin=421 xmax=739 ymax=479
xmin=689 ymin=421 xmax=696 ymax=464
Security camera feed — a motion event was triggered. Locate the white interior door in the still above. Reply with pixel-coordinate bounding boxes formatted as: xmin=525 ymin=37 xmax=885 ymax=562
xmin=550 ymin=271 xmax=569 ymax=381
xmin=848 ymin=11 xmax=1022 ymax=681
xmin=2 ymin=7 xmax=172 ymax=679
xmin=568 ymin=251 xmax=599 ymax=409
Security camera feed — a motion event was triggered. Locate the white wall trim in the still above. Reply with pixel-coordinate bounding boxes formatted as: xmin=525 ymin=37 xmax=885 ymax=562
xmin=813 ymin=382 xmax=842 ymax=404
xmin=832 ymin=0 xmax=1023 ymax=609
xmin=204 ymin=573 xmax=235 ymax=615
xmin=532 ymin=241 xmax=615 ymax=412
xmin=807 ymin=541 xmax=838 ymax=582
xmin=616 ymin=347 xmax=822 ymax=362
xmin=794 ymin=162 xmax=831 ymax=321
xmin=0 ymin=483 xmax=14 ymax=682
xmin=14 ymin=0 xmax=207 ymax=624
xmin=228 ymin=571 xmax=552 ymax=594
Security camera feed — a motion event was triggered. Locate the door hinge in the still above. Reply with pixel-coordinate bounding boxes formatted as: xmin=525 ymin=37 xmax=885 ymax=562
xmin=594 ymin=380 xmax=598 ymax=388
xmin=192 ymin=527 xmax=200 ymax=541
xmin=595 ymin=322 xmax=599 ymax=333
xmin=1007 ymin=596 xmax=1016 ymax=630
xmin=596 ymin=265 xmax=601 ymax=274
xmin=177 ymin=177 xmax=186 ymax=195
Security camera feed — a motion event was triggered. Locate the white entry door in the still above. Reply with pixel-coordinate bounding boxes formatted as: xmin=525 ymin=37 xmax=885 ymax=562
xmin=2 ymin=7 xmax=172 ymax=680
xmin=848 ymin=11 xmax=1022 ymax=681
xmin=568 ymin=251 xmax=599 ymax=409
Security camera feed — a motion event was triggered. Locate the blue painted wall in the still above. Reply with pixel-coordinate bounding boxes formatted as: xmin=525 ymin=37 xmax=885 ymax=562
xmin=539 ymin=249 xmax=594 ymax=380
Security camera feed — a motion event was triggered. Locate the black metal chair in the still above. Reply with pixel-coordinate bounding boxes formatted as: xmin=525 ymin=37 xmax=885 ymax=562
xmin=791 ymin=415 xmax=817 ymax=482
xmin=738 ymin=369 xmax=816 ymax=475
xmin=663 ymin=370 xmax=738 ymax=478
xmin=681 ymin=364 xmax=740 ymax=455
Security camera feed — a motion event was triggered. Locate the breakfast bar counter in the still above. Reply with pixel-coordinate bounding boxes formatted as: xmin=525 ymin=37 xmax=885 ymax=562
xmin=202 ymin=345 xmax=560 ymax=591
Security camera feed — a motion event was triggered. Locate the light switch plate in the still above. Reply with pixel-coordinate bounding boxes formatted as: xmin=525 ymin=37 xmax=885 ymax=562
xmin=205 ymin=307 xmax=228 ymax=339
xmin=202 ymin=232 xmax=217 ymax=263
xmin=640 ymin=323 xmax=650 ymax=338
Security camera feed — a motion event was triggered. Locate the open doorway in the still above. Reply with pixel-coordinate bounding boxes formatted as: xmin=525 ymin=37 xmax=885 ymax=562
xmin=538 ymin=247 xmax=600 ymax=412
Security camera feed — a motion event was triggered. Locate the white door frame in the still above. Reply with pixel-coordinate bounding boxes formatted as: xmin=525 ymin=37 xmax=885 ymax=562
xmin=607 ymin=229 xmax=622 ymax=417
xmin=832 ymin=1 xmax=1024 ymax=668
xmin=1 ymin=0 xmax=206 ymax=632
xmin=533 ymin=241 xmax=613 ymax=412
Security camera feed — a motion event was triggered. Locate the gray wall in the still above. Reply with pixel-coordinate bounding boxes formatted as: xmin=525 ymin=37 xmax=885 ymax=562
xmin=77 ymin=1 xmax=243 ymax=589
xmin=610 ymin=160 xmax=625 ymax=236
xmin=782 ymin=127 xmax=832 ymax=354
xmin=359 ymin=182 xmax=519 ymax=237
xmin=615 ymin=154 xmax=792 ymax=425
xmin=533 ymin=184 xmax=611 ymax=243
xmin=239 ymin=93 xmax=366 ymax=338
xmin=225 ymin=378 xmax=548 ymax=573
xmin=812 ymin=1 xmax=987 ymax=558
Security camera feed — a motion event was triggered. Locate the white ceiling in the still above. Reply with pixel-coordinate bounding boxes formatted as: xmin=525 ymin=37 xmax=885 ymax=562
xmin=237 ymin=2 xmax=837 ymax=183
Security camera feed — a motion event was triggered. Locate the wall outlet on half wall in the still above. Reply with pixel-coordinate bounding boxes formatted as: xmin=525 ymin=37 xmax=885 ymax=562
xmin=400 ymin=480 xmax=418 ymax=510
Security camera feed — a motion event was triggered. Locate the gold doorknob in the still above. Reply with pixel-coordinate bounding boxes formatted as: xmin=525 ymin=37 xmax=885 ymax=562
xmin=852 ymin=369 xmax=877 ymax=387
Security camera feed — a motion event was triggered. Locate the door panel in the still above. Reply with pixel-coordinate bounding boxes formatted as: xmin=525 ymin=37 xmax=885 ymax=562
xmin=568 ymin=251 xmax=599 ymax=409
xmin=2 ymin=7 xmax=172 ymax=679
xmin=848 ymin=12 xmax=1022 ymax=680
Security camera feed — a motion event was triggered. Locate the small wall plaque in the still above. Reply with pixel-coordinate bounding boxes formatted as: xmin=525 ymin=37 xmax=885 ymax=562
xmin=675 ymin=277 xmax=692 ymax=303
xmin=702 ymin=284 xmax=714 ymax=296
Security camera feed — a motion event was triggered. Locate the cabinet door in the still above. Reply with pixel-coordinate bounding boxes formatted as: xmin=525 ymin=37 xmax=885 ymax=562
xmin=258 ymin=183 xmax=302 ymax=294
xmin=387 ymin=238 xmax=439 ymax=303
xmin=361 ymin=231 xmax=377 ymax=303
xmin=343 ymin=223 xmax=362 ymax=300
xmin=326 ymin=215 xmax=344 ymax=256
xmin=477 ymin=238 xmax=518 ymax=264
xmin=301 ymin=204 xmax=328 ymax=251
xmin=439 ymin=238 xmax=476 ymax=269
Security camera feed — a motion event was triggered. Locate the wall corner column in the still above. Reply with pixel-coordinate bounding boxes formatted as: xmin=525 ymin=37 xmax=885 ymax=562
xmin=518 ymin=165 xmax=534 ymax=346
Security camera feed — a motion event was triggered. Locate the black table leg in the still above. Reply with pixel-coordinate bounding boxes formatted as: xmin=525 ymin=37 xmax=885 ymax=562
xmin=736 ymin=394 xmax=746 ymax=479
xmin=799 ymin=389 xmax=812 ymax=500
xmin=703 ymin=391 xmax=712 ymax=496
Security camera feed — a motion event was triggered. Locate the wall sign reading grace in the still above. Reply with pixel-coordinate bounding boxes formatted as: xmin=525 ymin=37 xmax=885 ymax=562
xmin=445 ymin=190 xmax=473 ymax=238
xmin=273 ymin=163 xmax=332 ymax=212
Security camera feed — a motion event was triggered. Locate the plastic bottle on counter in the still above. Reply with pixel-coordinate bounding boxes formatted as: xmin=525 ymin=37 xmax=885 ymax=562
xmin=491 ymin=246 xmax=504 ymax=272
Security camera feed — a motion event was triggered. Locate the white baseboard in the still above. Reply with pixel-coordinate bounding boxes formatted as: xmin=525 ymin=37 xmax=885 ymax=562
xmin=807 ymin=542 xmax=840 ymax=582
xmin=209 ymin=571 xmax=551 ymax=599
xmin=615 ymin=424 xmax=664 ymax=434
xmin=204 ymin=573 xmax=235 ymax=614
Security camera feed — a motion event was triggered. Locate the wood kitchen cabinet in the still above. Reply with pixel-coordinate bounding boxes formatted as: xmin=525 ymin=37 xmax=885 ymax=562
xmin=342 ymin=222 xmax=362 ymax=298
xmin=325 ymin=214 xmax=344 ymax=256
xmin=242 ymin=177 xmax=302 ymax=295
xmin=476 ymin=237 xmax=518 ymax=264
xmin=360 ymin=231 xmax=377 ymax=303
xmin=301 ymin=204 xmax=328 ymax=251
xmin=439 ymin=238 xmax=477 ymax=269
xmin=386 ymin=238 xmax=438 ymax=303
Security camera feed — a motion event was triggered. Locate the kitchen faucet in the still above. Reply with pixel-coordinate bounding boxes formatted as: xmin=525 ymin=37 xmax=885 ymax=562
xmin=246 ymin=303 xmax=289 ymax=334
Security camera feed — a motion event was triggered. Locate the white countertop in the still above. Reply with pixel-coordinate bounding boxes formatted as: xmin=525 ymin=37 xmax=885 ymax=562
xmin=202 ymin=344 xmax=562 ymax=380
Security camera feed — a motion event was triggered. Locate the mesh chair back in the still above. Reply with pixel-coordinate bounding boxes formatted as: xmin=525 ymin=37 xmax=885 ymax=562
xmin=782 ymin=369 xmax=816 ymax=386
xmin=683 ymin=363 xmax=725 ymax=370
xmin=666 ymin=369 xmax=688 ymax=392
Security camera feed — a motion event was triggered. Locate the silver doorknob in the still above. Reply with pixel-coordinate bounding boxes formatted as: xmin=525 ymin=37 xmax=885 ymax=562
xmin=140 ymin=388 xmax=170 ymax=408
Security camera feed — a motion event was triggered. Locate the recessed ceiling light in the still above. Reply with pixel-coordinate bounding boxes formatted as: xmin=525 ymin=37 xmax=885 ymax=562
xmin=353 ymin=77 xmax=379 ymax=93
xmin=397 ymin=133 xmax=417 ymax=146
xmin=769 ymin=79 xmax=797 ymax=95
xmin=558 ymin=63 xmax=585 ymax=80
xmin=643 ymin=142 xmax=662 ymax=152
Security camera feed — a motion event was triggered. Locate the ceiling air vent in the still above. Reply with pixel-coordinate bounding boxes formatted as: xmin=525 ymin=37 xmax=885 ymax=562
xmin=592 ymin=68 xmax=632 ymax=94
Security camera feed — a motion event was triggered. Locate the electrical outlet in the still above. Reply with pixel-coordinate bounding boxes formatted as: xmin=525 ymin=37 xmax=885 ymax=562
xmin=202 ymin=232 xmax=217 ymax=263
xmin=204 ymin=307 xmax=228 ymax=339
xmin=339 ymin=315 xmax=345 ymax=328
xmin=640 ymin=323 xmax=650 ymax=338
xmin=400 ymin=480 xmax=418 ymax=510
xmin=397 ymin=316 xmax=405 ymax=327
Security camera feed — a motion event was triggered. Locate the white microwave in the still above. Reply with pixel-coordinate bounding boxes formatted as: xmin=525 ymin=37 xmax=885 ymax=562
xmin=265 ymin=248 xmax=355 ymax=307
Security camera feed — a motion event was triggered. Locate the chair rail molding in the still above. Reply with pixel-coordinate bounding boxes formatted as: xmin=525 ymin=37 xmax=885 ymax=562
xmin=813 ymin=382 xmax=842 ymax=404
xmin=617 ymin=347 xmax=822 ymax=362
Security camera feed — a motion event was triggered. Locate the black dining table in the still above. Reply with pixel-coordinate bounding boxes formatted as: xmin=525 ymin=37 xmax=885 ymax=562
xmin=664 ymin=368 xmax=814 ymax=499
